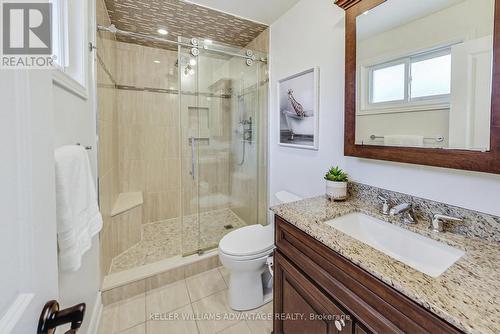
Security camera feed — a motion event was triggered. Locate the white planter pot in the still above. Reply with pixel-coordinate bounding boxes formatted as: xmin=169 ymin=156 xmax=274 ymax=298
xmin=326 ymin=181 xmax=347 ymax=201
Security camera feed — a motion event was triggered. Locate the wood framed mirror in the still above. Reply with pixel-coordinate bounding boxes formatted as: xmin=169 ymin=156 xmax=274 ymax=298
xmin=336 ymin=0 xmax=500 ymax=174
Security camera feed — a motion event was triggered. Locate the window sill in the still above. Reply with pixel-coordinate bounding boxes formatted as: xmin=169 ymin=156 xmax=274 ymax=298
xmin=357 ymin=102 xmax=450 ymax=116
xmin=52 ymin=69 xmax=88 ymax=100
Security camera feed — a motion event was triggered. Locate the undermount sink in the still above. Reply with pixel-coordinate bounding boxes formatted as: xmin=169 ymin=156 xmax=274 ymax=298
xmin=325 ymin=212 xmax=465 ymax=277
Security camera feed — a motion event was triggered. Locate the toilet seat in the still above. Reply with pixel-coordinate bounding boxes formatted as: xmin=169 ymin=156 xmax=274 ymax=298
xmin=219 ymin=224 xmax=274 ymax=260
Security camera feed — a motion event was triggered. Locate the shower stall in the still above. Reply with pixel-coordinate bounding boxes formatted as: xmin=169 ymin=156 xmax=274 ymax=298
xmin=96 ymin=24 xmax=268 ymax=276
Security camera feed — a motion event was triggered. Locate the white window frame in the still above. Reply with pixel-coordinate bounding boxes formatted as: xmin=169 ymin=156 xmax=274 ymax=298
xmin=51 ymin=0 xmax=89 ymax=99
xmin=359 ymin=45 xmax=454 ymax=115
xmin=368 ymin=58 xmax=408 ymax=107
xmin=51 ymin=0 xmax=69 ymax=69
xmin=408 ymin=47 xmax=452 ymax=103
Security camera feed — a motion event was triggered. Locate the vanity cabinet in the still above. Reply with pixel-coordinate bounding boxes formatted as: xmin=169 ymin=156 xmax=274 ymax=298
xmin=273 ymin=215 xmax=463 ymax=334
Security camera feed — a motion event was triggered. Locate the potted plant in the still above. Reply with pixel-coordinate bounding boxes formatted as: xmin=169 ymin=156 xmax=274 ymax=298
xmin=324 ymin=166 xmax=348 ymax=201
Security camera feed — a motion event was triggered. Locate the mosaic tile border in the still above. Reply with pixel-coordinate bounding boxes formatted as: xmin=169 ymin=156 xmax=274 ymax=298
xmin=115 ymin=84 xmax=232 ymax=98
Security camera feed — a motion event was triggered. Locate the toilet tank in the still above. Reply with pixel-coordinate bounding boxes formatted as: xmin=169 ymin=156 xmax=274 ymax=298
xmin=265 ymin=191 xmax=303 ymax=243
xmin=275 ymin=191 xmax=302 ymax=204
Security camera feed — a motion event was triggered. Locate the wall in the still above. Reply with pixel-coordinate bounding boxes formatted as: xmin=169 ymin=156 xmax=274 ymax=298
xmin=113 ymin=42 xmax=181 ymax=224
xmin=269 ymin=0 xmax=500 ymax=217
xmin=55 ymin=0 xmax=101 ymax=333
xmin=269 ymin=0 xmax=346 ymax=201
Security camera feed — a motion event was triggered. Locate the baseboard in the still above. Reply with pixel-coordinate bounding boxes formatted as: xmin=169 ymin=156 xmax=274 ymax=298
xmin=86 ymin=292 xmax=102 ymax=334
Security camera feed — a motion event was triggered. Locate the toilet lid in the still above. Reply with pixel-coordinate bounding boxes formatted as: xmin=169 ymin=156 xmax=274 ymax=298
xmin=219 ymin=225 xmax=274 ymax=257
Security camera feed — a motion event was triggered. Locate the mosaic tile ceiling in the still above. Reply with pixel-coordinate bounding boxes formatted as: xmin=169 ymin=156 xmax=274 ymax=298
xmin=103 ymin=0 xmax=268 ymax=50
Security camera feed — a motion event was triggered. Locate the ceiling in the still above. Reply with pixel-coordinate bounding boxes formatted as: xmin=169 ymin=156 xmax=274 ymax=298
xmin=357 ymin=0 xmax=466 ymax=40
xmin=183 ymin=0 xmax=301 ymax=25
xmin=103 ymin=0 xmax=269 ymax=50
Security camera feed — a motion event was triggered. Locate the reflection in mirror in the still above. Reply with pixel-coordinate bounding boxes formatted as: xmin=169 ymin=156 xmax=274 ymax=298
xmin=355 ymin=0 xmax=494 ymax=151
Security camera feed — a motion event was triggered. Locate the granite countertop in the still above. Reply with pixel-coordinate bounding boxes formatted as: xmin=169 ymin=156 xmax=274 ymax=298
xmin=271 ymin=196 xmax=500 ymax=334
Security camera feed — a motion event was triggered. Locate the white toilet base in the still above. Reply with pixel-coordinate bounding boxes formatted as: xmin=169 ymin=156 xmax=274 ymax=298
xmin=219 ymin=252 xmax=273 ymax=311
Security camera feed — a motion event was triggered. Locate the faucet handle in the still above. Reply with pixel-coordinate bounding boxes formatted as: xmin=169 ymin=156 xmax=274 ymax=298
xmin=377 ymin=195 xmax=389 ymax=203
xmin=430 ymin=214 xmax=463 ymax=232
xmin=377 ymin=195 xmax=392 ymax=215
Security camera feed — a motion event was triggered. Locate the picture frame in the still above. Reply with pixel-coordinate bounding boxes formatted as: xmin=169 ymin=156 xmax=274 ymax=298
xmin=278 ymin=67 xmax=320 ymax=150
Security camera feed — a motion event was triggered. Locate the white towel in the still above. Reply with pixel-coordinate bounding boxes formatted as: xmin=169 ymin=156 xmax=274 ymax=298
xmin=384 ymin=135 xmax=424 ymax=147
xmin=55 ymin=145 xmax=103 ymax=272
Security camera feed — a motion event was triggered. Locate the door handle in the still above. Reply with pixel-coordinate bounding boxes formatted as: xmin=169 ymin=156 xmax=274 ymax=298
xmin=37 ymin=300 xmax=86 ymax=334
xmin=189 ymin=136 xmax=196 ymax=180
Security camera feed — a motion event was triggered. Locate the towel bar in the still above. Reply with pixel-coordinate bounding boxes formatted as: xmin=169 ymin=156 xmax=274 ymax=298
xmin=370 ymin=135 xmax=444 ymax=142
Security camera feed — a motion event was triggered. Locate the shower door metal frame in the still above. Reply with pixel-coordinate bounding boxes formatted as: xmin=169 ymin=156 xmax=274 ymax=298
xmin=96 ymin=24 xmax=267 ymax=64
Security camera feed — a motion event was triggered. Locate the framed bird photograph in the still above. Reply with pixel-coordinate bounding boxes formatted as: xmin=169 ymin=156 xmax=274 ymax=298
xmin=278 ymin=67 xmax=320 ymax=150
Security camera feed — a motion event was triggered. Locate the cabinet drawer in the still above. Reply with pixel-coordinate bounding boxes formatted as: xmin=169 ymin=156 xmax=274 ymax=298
xmin=275 ymin=215 xmax=462 ymax=334
xmin=274 ymin=251 xmax=353 ymax=334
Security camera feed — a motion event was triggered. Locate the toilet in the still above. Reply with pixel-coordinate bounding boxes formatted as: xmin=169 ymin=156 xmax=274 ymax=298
xmin=219 ymin=191 xmax=302 ymax=311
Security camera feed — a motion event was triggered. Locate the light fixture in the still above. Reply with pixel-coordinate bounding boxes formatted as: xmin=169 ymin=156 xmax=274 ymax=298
xmin=157 ymin=28 xmax=168 ymax=35
xmin=153 ymin=60 xmax=161 ymax=64
xmin=189 ymin=58 xmax=197 ymax=66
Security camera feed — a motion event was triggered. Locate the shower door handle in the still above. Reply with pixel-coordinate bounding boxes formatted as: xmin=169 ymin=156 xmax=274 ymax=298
xmin=190 ymin=136 xmax=195 ymax=180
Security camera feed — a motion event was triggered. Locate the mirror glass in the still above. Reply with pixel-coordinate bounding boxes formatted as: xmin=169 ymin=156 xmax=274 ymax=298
xmin=356 ymin=0 xmax=495 ymax=151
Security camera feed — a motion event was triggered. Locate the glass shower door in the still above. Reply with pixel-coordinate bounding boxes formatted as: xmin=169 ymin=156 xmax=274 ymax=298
xmin=179 ymin=43 xmax=201 ymax=256
xmin=180 ymin=38 xmax=267 ymax=256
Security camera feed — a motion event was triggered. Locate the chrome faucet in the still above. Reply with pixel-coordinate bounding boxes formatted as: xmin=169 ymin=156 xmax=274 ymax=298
xmin=430 ymin=214 xmax=463 ymax=233
xmin=389 ymin=202 xmax=417 ymax=225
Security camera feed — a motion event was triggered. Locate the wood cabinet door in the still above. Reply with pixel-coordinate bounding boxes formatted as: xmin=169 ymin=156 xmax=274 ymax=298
xmin=274 ymin=251 xmax=353 ymax=334
xmin=354 ymin=323 xmax=372 ymax=334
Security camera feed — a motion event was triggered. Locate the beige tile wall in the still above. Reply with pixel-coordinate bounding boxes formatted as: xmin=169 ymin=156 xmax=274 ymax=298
xmin=97 ymin=0 xmax=120 ymax=275
xmin=103 ymin=207 xmax=142 ymax=270
xmin=245 ymin=28 xmax=270 ymax=54
xmin=114 ymin=42 xmax=181 ymax=224
xmin=229 ymin=30 xmax=269 ymax=226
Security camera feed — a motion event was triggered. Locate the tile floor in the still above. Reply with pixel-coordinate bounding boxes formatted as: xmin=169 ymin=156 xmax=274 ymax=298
xmin=99 ymin=267 xmax=273 ymax=334
xmin=110 ymin=209 xmax=247 ymax=273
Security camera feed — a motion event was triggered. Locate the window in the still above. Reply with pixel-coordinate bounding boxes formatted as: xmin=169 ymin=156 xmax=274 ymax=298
xmin=410 ymin=53 xmax=451 ymax=99
xmin=367 ymin=47 xmax=451 ymax=107
xmin=51 ymin=0 xmax=88 ymax=97
xmin=51 ymin=0 xmax=69 ymax=68
xmin=371 ymin=62 xmax=405 ymax=103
